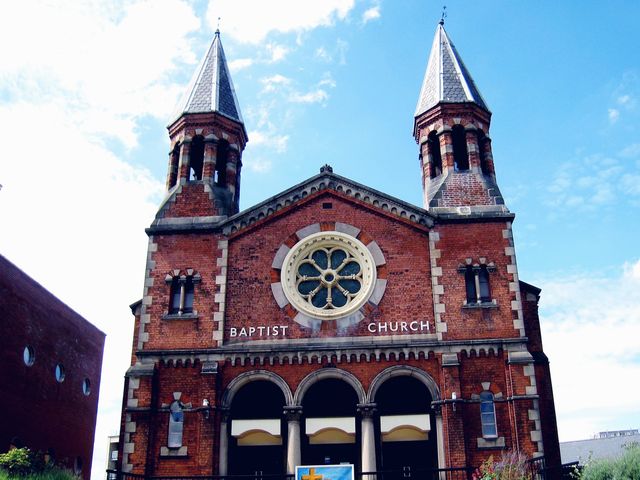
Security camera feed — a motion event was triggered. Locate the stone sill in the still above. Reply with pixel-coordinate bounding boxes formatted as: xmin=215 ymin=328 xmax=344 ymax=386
xmin=462 ymin=301 xmax=498 ymax=310
xmin=162 ymin=312 xmax=199 ymax=321
xmin=160 ymin=446 xmax=188 ymax=457
xmin=477 ymin=436 xmax=505 ymax=449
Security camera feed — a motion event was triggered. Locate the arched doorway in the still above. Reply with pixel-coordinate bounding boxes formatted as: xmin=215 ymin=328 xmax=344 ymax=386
xmin=228 ymin=380 xmax=287 ymax=475
xmin=300 ymin=378 xmax=360 ymax=468
xmin=374 ymin=376 xmax=438 ymax=476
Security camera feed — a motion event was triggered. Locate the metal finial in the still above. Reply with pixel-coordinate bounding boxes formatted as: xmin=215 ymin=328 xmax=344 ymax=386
xmin=216 ymin=17 xmax=221 ymax=34
xmin=440 ymin=6 xmax=447 ymax=25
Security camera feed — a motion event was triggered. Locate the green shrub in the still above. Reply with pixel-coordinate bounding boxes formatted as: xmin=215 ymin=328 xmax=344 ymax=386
xmin=0 ymin=448 xmax=77 ymax=480
xmin=579 ymin=443 xmax=640 ymax=480
xmin=0 ymin=448 xmax=33 ymax=476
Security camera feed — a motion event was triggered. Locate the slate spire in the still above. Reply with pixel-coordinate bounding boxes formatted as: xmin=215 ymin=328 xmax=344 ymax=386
xmin=415 ymin=21 xmax=488 ymax=118
xmin=171 ymin=30 xmax=244 ymax=126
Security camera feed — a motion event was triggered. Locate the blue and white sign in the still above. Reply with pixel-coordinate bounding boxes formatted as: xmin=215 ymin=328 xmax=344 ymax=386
xmin=296 ymin=465 xmax=354 ymax=480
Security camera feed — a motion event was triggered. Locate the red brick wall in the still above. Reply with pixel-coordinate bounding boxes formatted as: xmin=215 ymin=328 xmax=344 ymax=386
xmin=434 ymin=221 xmax=519 ymax=340
xmin=0 ymin=255 xmax=105 ymax=480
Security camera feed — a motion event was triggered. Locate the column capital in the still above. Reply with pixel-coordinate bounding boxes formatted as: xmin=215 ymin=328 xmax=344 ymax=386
xmin=219 ymin=407 xmax=230 ymax=422
xmin=283 ymin=406 xmax=303 ymax=422
xmin=357 ymin=403 xmax=377 ymax=418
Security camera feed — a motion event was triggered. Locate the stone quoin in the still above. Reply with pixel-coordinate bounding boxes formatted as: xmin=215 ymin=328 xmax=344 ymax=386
xmin=117 ymin=21 xmax=562 ymax=479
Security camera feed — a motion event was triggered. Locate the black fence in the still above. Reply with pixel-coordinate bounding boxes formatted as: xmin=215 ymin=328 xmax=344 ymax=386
xmin=108 ymin=460 xmax=579 ymax=480
xmin=106 ymin=468 xmax=472 ymax=480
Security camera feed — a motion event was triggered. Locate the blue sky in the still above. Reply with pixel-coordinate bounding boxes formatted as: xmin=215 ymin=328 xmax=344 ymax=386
xmin=1 ymin=1 xmax=639 ymax=479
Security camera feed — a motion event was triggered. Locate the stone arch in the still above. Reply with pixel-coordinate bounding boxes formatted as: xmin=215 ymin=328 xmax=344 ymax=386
xmin=221 ymin=370 xmax=293 ymax=409
xmin=367 ymin=365 xmax=441 ymax=403
xmin=293 ymin=368 xmax=366 ymax=406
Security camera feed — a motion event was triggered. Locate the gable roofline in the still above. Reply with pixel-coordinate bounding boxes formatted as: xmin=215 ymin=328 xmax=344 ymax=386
xmin=147 ymin=167 xmax=514 ymax=236
xmin=221 ymin=166 xmax=437 ymax=235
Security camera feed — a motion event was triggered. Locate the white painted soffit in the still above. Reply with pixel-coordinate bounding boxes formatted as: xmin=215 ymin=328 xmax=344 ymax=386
xmin=231 ymin=418 xmax=281 ymax=437
xmin=380 ymin=414 xmax=430 ymax=434
xmin=305 ymin=417 xmax=356 ymax=435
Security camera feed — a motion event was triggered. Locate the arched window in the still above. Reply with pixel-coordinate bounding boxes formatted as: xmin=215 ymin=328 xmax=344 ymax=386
xmin=183 ymin=276 xmax=194 ymax=314
xmin=460 ymin=262 xmax=495 ymax=305
xmin=451 ymin=125 xmax=469 ymax=171
xmin=169 ymin=144 xmax=180 ymax=188
xmin=477 ymin=131 xmax=490 ymax=175
xmin=480 ymin=391 xmax=497 ymax=438
xmin=464 ymin=266 xmax=477 ymax=304
xmin=168 ymin=401 xmax=184 ymax=448
xmin=189 ymin=136 xmax=205 ymax=181
xmin=215 ymin=140 xmax=229 ymax=186
xmin=167 ymin=271 xmax=201 ymax=316
xmin=428 ymin=131 xmax=442 ymax=178
xmin=478 ymin=265 xmax=491 ymax=302
xmin=169 ymin=277 xmax=181 ymax=314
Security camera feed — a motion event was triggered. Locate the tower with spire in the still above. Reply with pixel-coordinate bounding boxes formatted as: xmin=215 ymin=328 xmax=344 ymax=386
xmin=415 ymin=20 xmax=505 ymax=215
xmin=163 ymin=30 xmax=247 ymax=219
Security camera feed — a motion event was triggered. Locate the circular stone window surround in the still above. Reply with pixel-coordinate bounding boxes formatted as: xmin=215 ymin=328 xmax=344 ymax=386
xmin=271 ymin=223 xmax=387 ymax=330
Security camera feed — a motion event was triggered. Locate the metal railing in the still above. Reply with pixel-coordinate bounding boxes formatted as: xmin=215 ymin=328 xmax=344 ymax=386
xmin=106 ymin=468 xmax=473 ymax=480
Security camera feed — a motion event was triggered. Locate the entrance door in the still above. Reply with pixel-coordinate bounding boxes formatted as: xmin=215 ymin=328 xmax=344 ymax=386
xmin=228 ymin=381 xmax=286 ymax=475
xmin=375 ymin=377 xmax=438 ymax=479
xmin=301 ymin=379 xmax=360 ymax=469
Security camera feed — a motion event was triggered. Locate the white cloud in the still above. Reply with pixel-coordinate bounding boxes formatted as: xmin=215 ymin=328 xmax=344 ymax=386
xmin=534 ymin=259 xmax=640 ymax=440
xmin=266 ymin=43 xmax=290 ymax=62
xmin=0 ymin=102 xmax=164 ymax=480
xmin=249 ymin=130 xmax=290 ymax=153
xmin=362 ymin=6 xmax=381 ymax=23
xmin=260 ymin=74 xmax=292 ymax=93
xmin=315 ymin=47 xmax=332 ymax=62
xmin=290 ymin=89 xmax=330 ymax=104
xmin=0 ymin=0 xmax=200 ymax=148
xmin=0 ymin=2 xmax=200 ymax=479
xmin=619 ymin=143 xmax=640 ymax=158
xmin=608 ymin=108 xmax=620 ymax=123
xmin=205 ymin=0 xmax=356 ymax=44
xmin=229 ymin=58 xmax=254 ymax=72
xmin=544 ymin=153 xmax=639 ymax=212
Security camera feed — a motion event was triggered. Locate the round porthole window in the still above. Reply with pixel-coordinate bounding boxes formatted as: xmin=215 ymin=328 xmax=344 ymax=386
xmin=23 ymin=346 xmax=35 ymax=366
xmin=82 ymin=378 xmax=91 ymax=396
xmin=281 ymin=231 xmax=377 ymax=320
xmin=55 ymin=364 xmax=65 ymax=383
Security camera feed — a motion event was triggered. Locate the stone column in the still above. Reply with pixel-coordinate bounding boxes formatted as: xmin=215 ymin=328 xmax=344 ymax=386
xmin=439 ymin=128 xmax=454 ymax=172
xmin=177 ymin=140 xmax=191 ymax=185
xmin=358 ymin=403 xmax=377 ymax=476
xmin=202 ymin=138 xmax=217 ymax=183
xmin=465 ymin=129 xmax=480 ymax=171
xmin=284 ymin=407 xmax=303 ymax=474
xmin=218 ymin=410 xmax=230 ymax=476
xmin=433 ymin=404 xmax=446 ymax=477
xmin=166 ymin=145 xmax=179 ymax=190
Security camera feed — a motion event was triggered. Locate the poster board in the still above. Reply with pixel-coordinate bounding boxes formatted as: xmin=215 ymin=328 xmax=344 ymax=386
xmin=296 ymin=465 xmax=355 ymax=480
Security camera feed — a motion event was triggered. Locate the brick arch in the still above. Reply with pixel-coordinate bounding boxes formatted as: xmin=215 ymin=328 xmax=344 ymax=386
xmin=367 ymin=365 xmax=441 ymax=403
xmin=221 ymin=370 xmax=294 ymax=409
xmin=293 ymin=368 xmax=366 ymax=406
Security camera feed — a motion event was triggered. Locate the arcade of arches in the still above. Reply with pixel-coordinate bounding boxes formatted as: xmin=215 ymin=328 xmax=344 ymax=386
xmin=221 ymin=368 xmax=443 ymax=476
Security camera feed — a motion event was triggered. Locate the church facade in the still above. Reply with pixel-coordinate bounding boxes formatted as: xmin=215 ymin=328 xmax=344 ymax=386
xmin=118 ymin=22 xmax=561 ymax=478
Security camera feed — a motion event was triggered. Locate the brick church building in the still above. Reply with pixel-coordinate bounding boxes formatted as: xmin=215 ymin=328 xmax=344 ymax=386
xmin=118 ymin=20 xmax=561 ymax=478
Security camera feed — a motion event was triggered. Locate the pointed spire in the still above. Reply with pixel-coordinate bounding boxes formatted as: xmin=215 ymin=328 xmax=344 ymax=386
xmin=171 ymin=30 xmax=244 ymax=126
xmin=415 ymin=22 xmax=488 ymax=118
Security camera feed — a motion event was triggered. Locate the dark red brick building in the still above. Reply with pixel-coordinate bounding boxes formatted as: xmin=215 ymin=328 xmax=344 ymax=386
xmin=118 ymin=23 xmax=561 ymax=478
xmin=0 ymin=254 xmax=105 ymax=480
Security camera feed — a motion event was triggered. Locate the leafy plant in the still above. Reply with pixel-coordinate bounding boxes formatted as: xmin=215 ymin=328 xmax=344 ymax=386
xmin=0 ymin=448 xmax=33 ymax=476
xmin=578 ymin=443 xmax=640 ymax=480
xmin=472 ymin=451 xmax=532 ymax=480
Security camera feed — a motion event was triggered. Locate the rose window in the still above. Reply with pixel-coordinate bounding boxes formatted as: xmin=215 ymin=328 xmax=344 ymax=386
xmin=281 ymin=231 xmax=377 ymax=320
xmin=297 ymin=247 xmax=362 ymax=309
